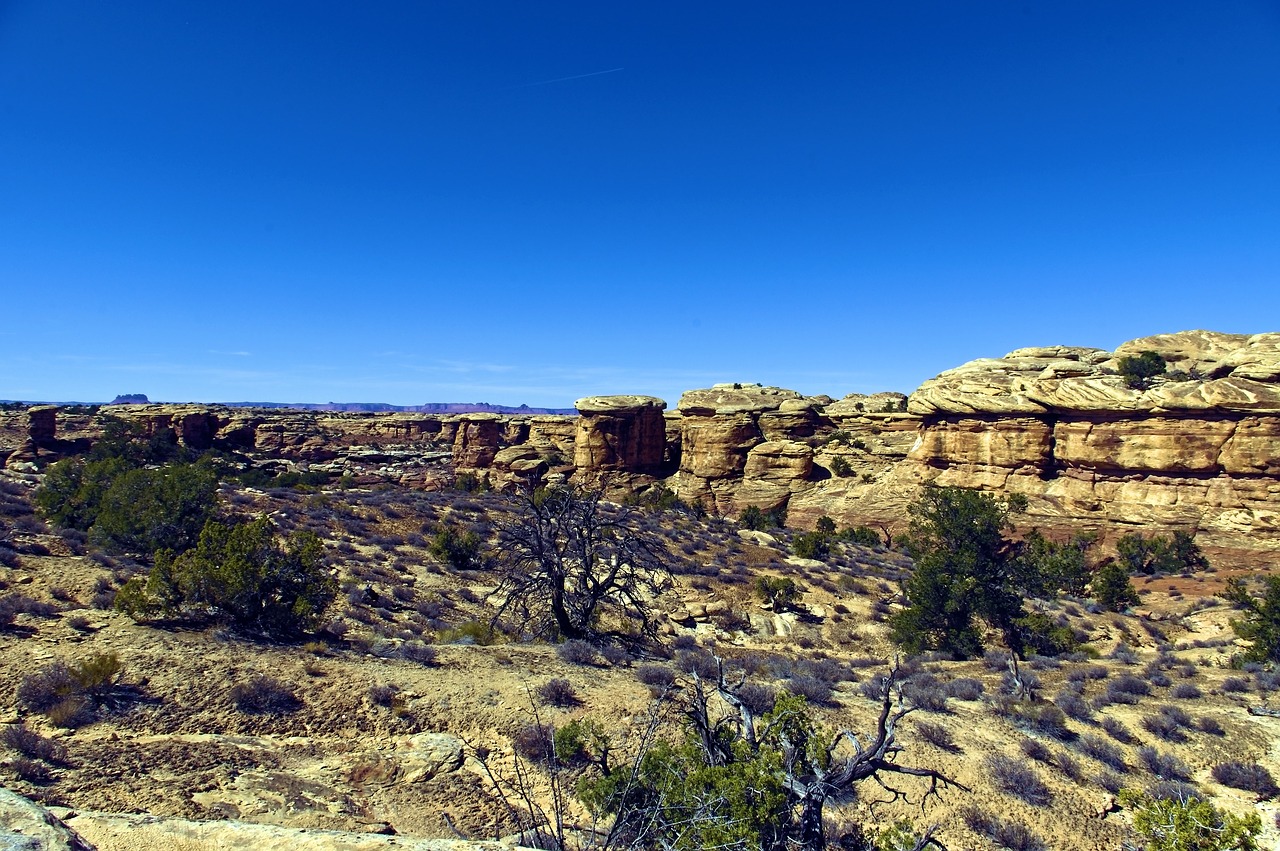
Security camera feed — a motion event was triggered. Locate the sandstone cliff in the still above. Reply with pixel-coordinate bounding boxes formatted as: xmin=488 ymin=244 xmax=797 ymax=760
xmin=6 ymin=330 xmax=1276 ymax=553
xmin=875 ymin=330 xmax=1280 ymax=550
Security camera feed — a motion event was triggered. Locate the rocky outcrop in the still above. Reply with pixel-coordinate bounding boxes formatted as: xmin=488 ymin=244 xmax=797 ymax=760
xmin=897 ymin=331 xmax=1280 ymax=548
xmin=60 ymin=810 xmax=529 ymax=851
xmin=572 ymin=396 xmax=667 ymax=472
xmin=0 ymin=788 xmax=95 ymax=850
xmin=673 ymin=385 xmax=912 ymax=515
xmin=452 ymin=415 xmax=505 ymax=469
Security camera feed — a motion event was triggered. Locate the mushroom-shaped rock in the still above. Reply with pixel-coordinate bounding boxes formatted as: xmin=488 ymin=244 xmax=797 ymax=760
xmin=573 ymin=395 xmax=667 ymax=472
xmin=453 ymin=414 xmax=504 ymax=468
xmin=28 ymin=405 xmax=59 ymax=444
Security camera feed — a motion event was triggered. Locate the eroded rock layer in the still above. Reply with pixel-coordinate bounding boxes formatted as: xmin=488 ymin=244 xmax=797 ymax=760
xmin=896 ymin=331 xmax=1280 ymax=549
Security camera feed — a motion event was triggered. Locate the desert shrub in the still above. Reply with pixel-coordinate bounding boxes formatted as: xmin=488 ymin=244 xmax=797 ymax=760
xmin=986 ymin=754 xmax=1052 ymax=806
xmin=1077 ymin=734 xmax=1128 ymax=772
xmin=786 ymin=675 xmax=834 ymax=705
xmin=902 ymin=679 xmax=950 ymax=713
xmin=230 ymin=676 xmax=302 ymax=714
xmin=537 ymin=678 xmax=581 ymax=708
xmin=1221 ymin=676 xmax=1250 ymax=693
xmin=17 ymin=652 xmax=123 ymax=721
xmin=960 ymin=807 xmax=1046 ymax=851
xmin=1120 ymin=789 xmax=1260 ymax=851
xmin=1014 ymin=703 xmax=1073 ymax=741
xmin=117 ymin=516 xmax=333 ymax=637
xmin=1112 ymin=673 xmax=1152 ymax=696
xmin=943 ymin=677 xmax=985 ymax=701
xmin=1211 ymin=762 xmax=1279 ymax=798
xmin=0 ymin=594 xmax=59 ymax=626
xmin=754 ymin=576 xmax=802 ymax=611
xmin=1147 ymin=781 xmax=1204 ymax=804
xmin=1055 ymin=750 xmax=1085 ymax=783
xmin=676 ymin=649 xmax=720 ymax=680
xmin=1100 ymin=716 xmax=1137 ymax=744
xmin=914 ymin=720 xmax=959 ymax=752
xmin=514 ymin=722 xmax=555 ymax=764
xmin=557 ymin=639 xmax=598 ymax=666
xmin=1197 ymin=716 xmax=1225 ymax=736
xmin=1 ymin=725 xmax=67 ymax=764
xmin=401 ymin=642 xmax=438 ymax=666
xmin=1139 ymin=746 xmax=1191 ymax=781
xmin=599 ymin=644 xmax=632 ymax=667
xmin=11 ymin=757 xmax=55 ymax=785
xmin=1096 ymin=771 xmax=1125 ymax=793
xmin=1170 ymin=682 xmax=1202 ymax=699
xmin=736 ymin=682 xmax=777 ymax=716
xmin=1067 ymin=663 xmax=1109 ymax=682
xmin=368 ymin=684 xmax=397 ymax=707
xmin=1054 ymin=690 xmax=1094 ymax=722
xmin=1143 ymin=712 xmax=1188 ymax=743
xmin=635 ymin=664 xmax=676 ymax=694
xmin=1018 ymin=737 xmax=1053 ymax=763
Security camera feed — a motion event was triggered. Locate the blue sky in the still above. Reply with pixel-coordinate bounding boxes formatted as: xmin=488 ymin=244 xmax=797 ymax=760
xmin=2 ymin=2 xmax=1278 ymax=407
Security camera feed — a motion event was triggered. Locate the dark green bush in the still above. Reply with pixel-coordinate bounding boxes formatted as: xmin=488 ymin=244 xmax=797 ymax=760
xmin=1116 ymin=350 xmax=1166 ymax=389
xmin=755 ymin=576 xmax=801 ymax=611
xmin=1092 ymin=562 xmax=1139 ymax=611
xmin=230 ymin=675 xmax=302 ymax=714
xmin=838 ymin=525 xmax=882 ymax=547
xmin=117 ymin=516 xmax=334 ymax=637
xmin=791 ymin=531 xmax=829 ymax=560
xmin=428 ymin=524 xmax=482 ymax=570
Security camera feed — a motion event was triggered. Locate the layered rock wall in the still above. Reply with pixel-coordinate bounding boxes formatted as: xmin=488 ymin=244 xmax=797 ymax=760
xmin=899 ymin=331 xmax=1280 ymax=549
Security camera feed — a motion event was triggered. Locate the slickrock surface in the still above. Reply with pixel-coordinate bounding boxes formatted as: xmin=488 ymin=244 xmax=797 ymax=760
xmin=0 ymin=788 xmax=95 ymax=850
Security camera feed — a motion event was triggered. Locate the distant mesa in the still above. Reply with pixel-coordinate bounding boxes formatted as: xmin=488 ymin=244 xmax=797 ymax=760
xmin=218 ymin=401 xmax=577 ymax=415
xmin=109 ymin=393 xmax=150 ymax=405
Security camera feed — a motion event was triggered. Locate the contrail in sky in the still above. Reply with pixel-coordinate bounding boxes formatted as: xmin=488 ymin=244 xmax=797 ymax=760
xmin=513 ymin=67 xmax=623 ymax=88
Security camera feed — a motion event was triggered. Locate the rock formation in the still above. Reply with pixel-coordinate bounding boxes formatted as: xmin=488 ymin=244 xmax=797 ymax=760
xmin=4 ymin=329 xmax=1275 ymax=553
xmin=572 ymin=395 xmax=668 ymax=473
xmin=673 ymin=384 xmax=912 ymax=515
xmin=895 ymin=331 xmax=1280 ymax=549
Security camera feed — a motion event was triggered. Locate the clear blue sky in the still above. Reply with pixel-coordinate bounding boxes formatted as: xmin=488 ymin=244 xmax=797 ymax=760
xmin=2 ymin=2 xmax=1278 ymax=407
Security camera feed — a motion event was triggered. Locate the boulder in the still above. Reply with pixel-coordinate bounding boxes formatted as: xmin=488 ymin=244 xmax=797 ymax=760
xmin=0 ymin=788 xmax=96 ymax=850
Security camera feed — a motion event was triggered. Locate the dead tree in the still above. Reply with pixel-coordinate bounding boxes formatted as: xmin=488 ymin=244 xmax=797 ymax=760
xmin=489 ymin=485 xmax=675 ymax=645
xmin=593 ymin=656 xmax=964 ymax=851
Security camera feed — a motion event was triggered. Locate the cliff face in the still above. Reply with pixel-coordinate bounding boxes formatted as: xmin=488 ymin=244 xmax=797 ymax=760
xmin=670 ymin=385 xmax=914 ymax=516
xmin=898 ymin=331 xmax=1280 ymax=548
xmin=5 ymin=329 xmax=1276 ymax=552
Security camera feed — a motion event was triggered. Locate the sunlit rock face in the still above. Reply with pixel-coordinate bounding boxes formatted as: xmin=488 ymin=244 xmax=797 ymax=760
xmin=898 ymin=331 xmax=1280 ymax=548
xmin=572 ymin=396 xmax=667 ymax=472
